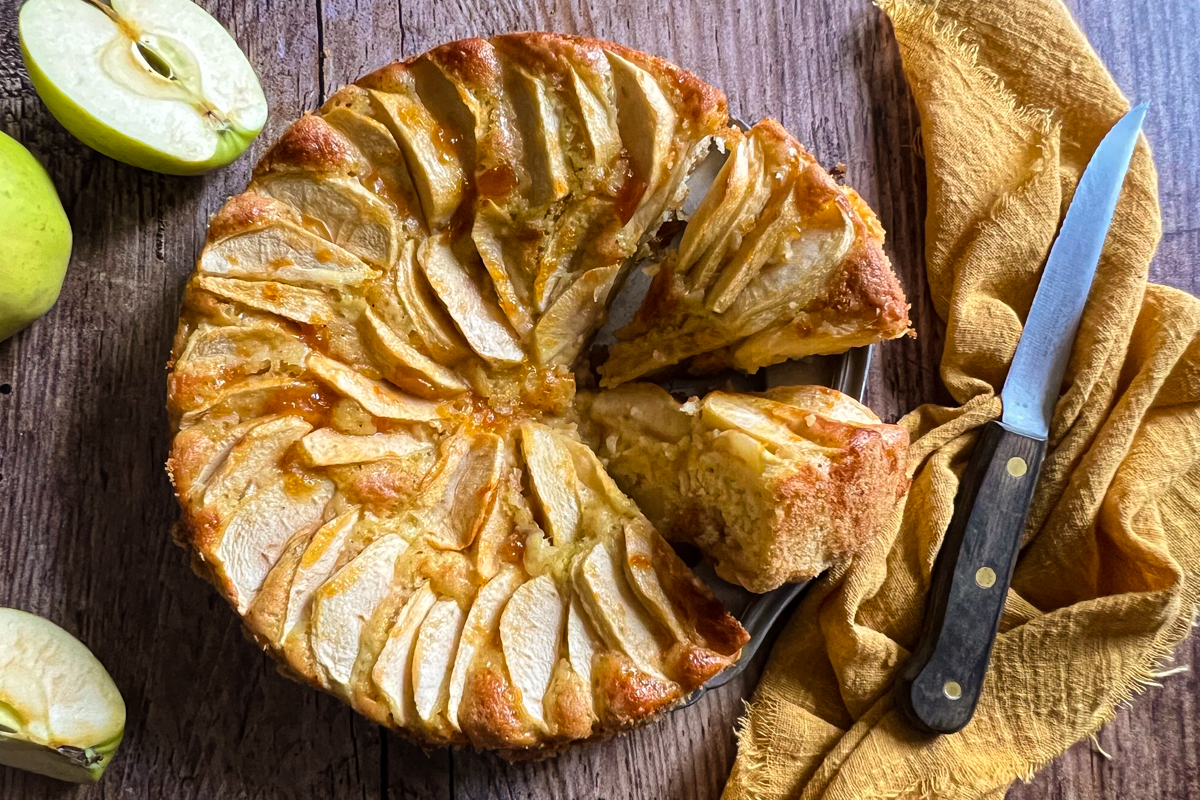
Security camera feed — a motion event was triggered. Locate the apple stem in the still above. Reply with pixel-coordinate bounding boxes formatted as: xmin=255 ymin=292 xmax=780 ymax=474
xmin=83 ymin=0 xmax=137 ymax=38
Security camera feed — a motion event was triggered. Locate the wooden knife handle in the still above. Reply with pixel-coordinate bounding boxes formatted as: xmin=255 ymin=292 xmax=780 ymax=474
xmin=896 ymin=420 xmax=1047 ymax=734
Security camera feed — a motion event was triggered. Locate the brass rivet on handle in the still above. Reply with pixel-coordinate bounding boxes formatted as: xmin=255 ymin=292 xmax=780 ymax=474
xmin=975 ymin=567 xmax=997 ymax=588
xmin=1006 ymin=457 xmax=1028 ymax=477
xmin=943 ymin=680 xmax=963 ymax=700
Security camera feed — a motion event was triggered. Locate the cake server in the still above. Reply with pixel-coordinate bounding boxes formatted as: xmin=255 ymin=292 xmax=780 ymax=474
xmin=895 ymin=103 xmax=1147 ymax=734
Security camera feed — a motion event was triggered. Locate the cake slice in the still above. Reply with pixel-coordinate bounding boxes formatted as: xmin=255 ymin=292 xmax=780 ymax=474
xmin=585 ymin=383 xmax=909 ymax=592
xmin=599 ymin=119 xmax=912 ymax=386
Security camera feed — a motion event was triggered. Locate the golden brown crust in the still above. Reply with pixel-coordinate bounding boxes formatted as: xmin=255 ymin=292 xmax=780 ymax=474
xmin=254 ymin=114 xmax=363 ymax=176
xmin=543 ymin=661 xmax=595 ymax=740
xmin=354 ymin=60 xmax=415 ymax=94
xmin=820 ymin=221 xmax=911 ymax=338
xmin=458 ymin=661 xmax=537 ymax=749
xmin=421 ymin=37 xmax=503 ymax=88
xmin=592 ymin=653 xmax=681 ymax=725
xmin=649 ymin=534 xmax=748 ymax=658
xmin=748 ymin=421 xmax=908 ymax=588
xmin=206 ymin=192 xmax=299 ymax=243
xmin=324 ymin=459 xmax=431 ymax=510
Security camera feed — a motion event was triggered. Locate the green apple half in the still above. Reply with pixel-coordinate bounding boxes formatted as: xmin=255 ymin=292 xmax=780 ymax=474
xmin=19 ymin=0 xmax=268 ymax=175
xmin=0 ymin=608 xmax=126 ymax=783
xmin=0 ymin=132 xmax=72 ymax=343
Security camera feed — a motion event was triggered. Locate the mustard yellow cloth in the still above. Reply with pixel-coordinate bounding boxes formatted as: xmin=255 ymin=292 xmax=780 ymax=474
xmin=724 ymin=1 xmax=1200 ymax=798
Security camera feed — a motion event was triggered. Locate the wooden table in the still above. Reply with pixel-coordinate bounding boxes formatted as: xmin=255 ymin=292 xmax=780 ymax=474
xmin=1 ymin=0 xmax=1196 ymax=797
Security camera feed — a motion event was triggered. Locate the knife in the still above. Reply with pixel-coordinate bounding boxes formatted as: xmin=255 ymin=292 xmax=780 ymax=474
xmin=895 ymin=103 xmax=1148 ymax=735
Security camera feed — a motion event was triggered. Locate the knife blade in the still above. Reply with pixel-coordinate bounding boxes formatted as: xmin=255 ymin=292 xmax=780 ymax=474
xmin=895 ymin=103 xmax=1147 ymax=735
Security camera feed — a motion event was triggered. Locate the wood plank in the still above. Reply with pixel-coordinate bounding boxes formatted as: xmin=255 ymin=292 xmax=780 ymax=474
xmin=0 ymin=2 xmax=387 ymax=799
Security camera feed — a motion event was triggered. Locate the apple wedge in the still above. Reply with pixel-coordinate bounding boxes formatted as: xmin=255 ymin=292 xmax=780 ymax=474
xmin=19 ymin=0 xmax=267 ymax=175
xmin=0 ymin=609 xmax=125 ymax=783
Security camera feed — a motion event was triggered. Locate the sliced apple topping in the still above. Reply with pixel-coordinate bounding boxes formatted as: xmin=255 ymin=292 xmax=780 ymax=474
xmin=194 ymin=276 xmax=337 ymax=326
xmin=400 ymin=432 xmax=505 ymax=551
xmin=532 ymin=195 xmax=615 ymax=311
xmin=170 ymin=322 xmax=309 ymax=412
xmin=573 ymin=541 xmax=665 ymax=678
xmin=198 ymin=415 xmax=313 ymax=514
xmin=566 ymin=596 xmax=600 ymax=693
xmin=372 ymin=583 xmax=438 ymax=726
xmin=533 ymin=264 xmax=620 ymax=366
xmin=704 ymin=188 xmax=805 ymax=315
xmin=349 ymin=583 xmax=418 ymax=725
xmin=359 ymin=308 xmax=470 ymax=398
xmin=721 ymin=209 xmax=855 ymax=327
xmin=391 ymin=240 xmax=473 ymax=364
xmin=297 ymin=428 xmax=433 ymax=468
xmin=564 ymin=64 xmax=621 ymax=179
xmin=676 ymin=128 xmax=754 ymax=279
xmin=200 ymin=222 xmax=378 ymax=288
xmin=254 ymin=173 xmax=401 ymax=269
xmin=506 ymin=67 xmax=572 ymax=207
xmin=364 ymin=81 xmax=465 ymax=229
xmin=700 ymin=391 xmax=799 ymax=449
xmin=168 ymin=416 xmax=262 ymax=505
xmin=306 ymin=352 xmax=444 ymax=423
xmin=560 ymin=434 xmax=641 ymax=521
xmin=411 ymin=598 xmax=467 ymax=725
xmin=245 ymin=526 xmax=313 ymax=647
xmin=255 ymin=114 xmax=371 ymax=178
xmin=282 ymin=509 xmax=360 ymax=644
xmin=683 ymin=135 xmax=773 ymax=293
xmin=213 ymin=468 xmax=334 ymax=614
xmin=318 ymin=98 xmax=425 ymax=226
xmin=311 ymin=534 xmax=409 ymax=692
xmin=471 ymin=201 xmax=536 ymax=337
xmin=446 ymin=568 xmax=522 ymax=730
xmin=417 ymin=237 xmax=525 ymax=367
xmin=471 ymin=471 xmax=527 ymax=581
xmin=606 ymin=53 xmax=674 ymax=207
xmin=520 ymin=423 xmax=582 ymax=545
xmin=499 ymin=575 xmax=564 ymax=730
xmin=602 ymin=115 xmax=910 ymax=385
xmin=621 ymin=520 xmax=686 ymax=643
xmin=605 ymin=52 xmax=679 ymax=245
xmin=176 ymin=376 xmax=321 ymax=431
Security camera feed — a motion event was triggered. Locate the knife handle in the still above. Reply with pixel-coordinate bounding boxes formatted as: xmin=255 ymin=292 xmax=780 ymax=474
xmin=896 ymin=420 xmax=1046 ymax=734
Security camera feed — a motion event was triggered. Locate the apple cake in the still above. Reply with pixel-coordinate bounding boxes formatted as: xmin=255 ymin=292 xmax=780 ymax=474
xmin=166 ymin=33 xmax=911 ymax=754
xmin=582 ymin=384 xmax=910 ymax=593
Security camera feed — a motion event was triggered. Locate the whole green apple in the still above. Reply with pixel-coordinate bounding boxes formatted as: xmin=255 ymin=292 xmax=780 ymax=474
xmin=0 ymin=132 xmax=72 ymax=343
xmin=19 ymin=0 xmax=268 ymax=176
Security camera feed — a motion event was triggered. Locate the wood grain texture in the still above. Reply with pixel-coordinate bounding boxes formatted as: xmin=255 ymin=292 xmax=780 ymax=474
xmin=0 ymin=1 xmax=1195 ymax=799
